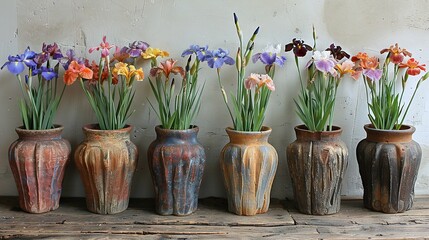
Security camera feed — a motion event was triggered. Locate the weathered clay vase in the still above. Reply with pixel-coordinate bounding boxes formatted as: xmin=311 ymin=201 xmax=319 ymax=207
xmin=220 ymin=126 xmax=278 ymax=216
xmin=356 ymin=124 xmax=421 ymax=214
xmin=148 ymin=126 xmax=205 ymax=216
xmin=75 ymin=124 xmax=138 ymax=214
xmin=8 ymin=125 xmax=71 ymax=213
xmin=287 ymin=125 xmax=348 ymax=215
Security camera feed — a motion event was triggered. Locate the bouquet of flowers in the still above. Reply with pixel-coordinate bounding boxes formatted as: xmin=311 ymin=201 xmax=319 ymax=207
xmin=285 ymin=28 xmax=355 ymax=132
xmin=204 ymin=13 xmax=285 ymax=132
xmin=2 ymin=43 xmax=70 ymax=130
xmin=64 ymin=36 xmax=147 ymax=130
xmin=352 ymin=44 xmax=428 ymax=130
xmin=147 ymin=45 xmax=205 ymax=130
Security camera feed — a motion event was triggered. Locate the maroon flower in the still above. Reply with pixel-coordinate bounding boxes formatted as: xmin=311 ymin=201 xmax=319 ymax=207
xmin=285 ymin=38 xmax=313 ymax=57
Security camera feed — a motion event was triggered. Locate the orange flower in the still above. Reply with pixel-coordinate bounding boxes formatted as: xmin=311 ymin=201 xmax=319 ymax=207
xmin=351 ymin=52 xmax=368 ymax=62
xmin=150 ymin=59 xmax=184 ymax=79
xmin=380 ymin=43 xmax=412 ymax=64
xmin=64 ymin=61 xmax=93 ymax=85
xmin=360 ymin=56 xmax=379 ymax=70
xmin=399 ymin=58 xmax=426 ymax=76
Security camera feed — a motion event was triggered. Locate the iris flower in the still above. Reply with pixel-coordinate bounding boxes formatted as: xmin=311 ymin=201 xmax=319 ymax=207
xmin=142 ymin=47 xmax=169 ymax=59
xmin=127 ymin=41 xmax=149 ymax=58
xmin=312 ymin=51 xmax=337 ymax=75
xmin=204 ymin=48 xmax=235 ymax=69
xmin=61 ymin=49 xmax=84 ymax=70
xmin=380 ymin=43 xmax=412 ymax=65
xmin=326 ymin=44 xmax=350 ymax=61
xmin=351 ymin=52 xmax=369 ymax=62
xmin=181 ymin=45 xmax=209 ymax=61
xmin=335 ymin=59 xmax=360 ymax=80
xmin=150 ymin=59 xmax=184 ymax=79
xmin=252 ymin=44 xmax=286 ymax=66
xmin=360 ymin=57 xmax=382 ymax=81
xmin=42 ymin=43 xmax=63 ymax=60
xmin=399 ymin=58 xmax=426 ymax=76
xmin=113 ymin=62 xmax=144 ymax=85
xmin=32 ymin=66 xmax=58 ymax=80
xmin=1 ymin=47 xmax=36 ymax=75
xmin=112 ymin=46 xmax=130 ymax=63
xmin=245 ymin=73 xmax=275 ymax=91
xmin=64 ymin=61 xmax=93 ymax=85
xmin=285 ymin=38 xmax=313 ymax=57
xmin=89 ymin=36 xmax=114 ymax=58
xmin=33 ymin=53 xmax=49 ymax=68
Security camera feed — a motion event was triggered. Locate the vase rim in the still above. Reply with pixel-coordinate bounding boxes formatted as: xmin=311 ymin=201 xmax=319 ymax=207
xmin=294 ymin=124 xmax=342 ymax=133
xmin=82 ymin=123 xmax=132 ymax=133
xmin=225 ymin=126 xmax=272 ymax=134
xmin=363 ymin=124 xmax=415 ymax=133
xmin=155 ymin=125 xmax=199 ymax=132
xmin=15 ymin=124 xmax=64 ymax=133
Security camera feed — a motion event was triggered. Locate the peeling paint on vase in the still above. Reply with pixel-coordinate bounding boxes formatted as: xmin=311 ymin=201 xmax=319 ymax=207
xmin=74 ymin=124 xmax=138 ymax=214
xmin=356 ymin=124 xmax=421 ymax=213
xmin=287 ymin=125 xmax=348 ymax=215
xmin=147 ymin=126 xmax=205 ymax=216
xmin=8 ymin=125 xmax=71 ymax=213
xmin=220 ymin=126 xmax=278 ymax=216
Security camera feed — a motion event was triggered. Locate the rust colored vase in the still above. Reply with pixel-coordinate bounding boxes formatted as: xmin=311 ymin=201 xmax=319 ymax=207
xmin=8 ymin=125 xmax=71 ymax=213
xmin=75 ymin=124 xmax=138 ymax=214
xmin=356 ymin=124 xmax=421 ymax=213
xmin=220 ymin=126 xmax=278 ymax=216
xmin=287 ymin=125 xmax=348 ymax=215
xmin=148 ymin=126 xmax=205 ymax=216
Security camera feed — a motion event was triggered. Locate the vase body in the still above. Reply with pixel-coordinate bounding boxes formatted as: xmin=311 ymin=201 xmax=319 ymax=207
xmin=148 ymin=126 xmax=205 ymax=216
xmin=356 ymin=124 xmax=421 ymax=213
xmin=220 ymin=126 xmax=278 ymax=216
xmin=8 ymin=125 xmax=71 ymax=213
xmin=74 ymin=124 xmax=137 ymax=214
xmin=287 ymin=125 xmax=348 ymax=215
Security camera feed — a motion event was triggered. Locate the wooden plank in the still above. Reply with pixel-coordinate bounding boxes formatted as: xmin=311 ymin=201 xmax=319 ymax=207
xmin=0 ymin=197 xmax=294 ymax=227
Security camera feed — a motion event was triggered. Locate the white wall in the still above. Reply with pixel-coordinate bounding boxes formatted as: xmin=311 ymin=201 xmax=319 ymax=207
xmin=1 ymin=0 xmax=429 ymax=199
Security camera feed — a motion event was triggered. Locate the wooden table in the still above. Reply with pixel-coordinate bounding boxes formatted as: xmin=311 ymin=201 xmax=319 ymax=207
xmin=0 ymin=197 xmax=428 ymax=239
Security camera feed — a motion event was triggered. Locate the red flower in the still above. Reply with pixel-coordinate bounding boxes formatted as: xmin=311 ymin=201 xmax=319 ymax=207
xmin=399 ymin=58 xmax=426 ymax=76
xmin=380 ymin=43 xmax=412 ymax=65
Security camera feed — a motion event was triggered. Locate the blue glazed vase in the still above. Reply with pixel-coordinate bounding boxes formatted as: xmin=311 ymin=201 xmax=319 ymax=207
xmin=148 ymin=125 xmax=206 ymax=216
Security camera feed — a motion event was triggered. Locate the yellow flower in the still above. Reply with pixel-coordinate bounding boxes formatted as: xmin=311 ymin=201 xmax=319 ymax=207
xmin=113 ymin=62 xmax=144 ymax=85
xmin=142 ymin=47 xmax=169 ymax=59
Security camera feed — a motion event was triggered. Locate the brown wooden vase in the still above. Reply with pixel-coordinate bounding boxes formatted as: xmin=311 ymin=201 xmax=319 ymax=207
xmin=287 ymin=125 xmax=348 ymax=215
xmin=8 ymin=125 xmax=71 ymax=213
xmin=74 ymin=124 xmax=138 ymax=214
xmin=356 ymin=124 xmax=421 ymax=213
xmin=220 ymin=126 xmax=278 ymax=216
xmin=148 ymin=126 xmax=205 ymax=216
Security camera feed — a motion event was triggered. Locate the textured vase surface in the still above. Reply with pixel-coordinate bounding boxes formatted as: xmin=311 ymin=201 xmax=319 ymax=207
xmin=220 ymin=126 xmax=278 ymax=216
xmin=74 ymin=124 xmax=137 ymax=214
xmin=287 ymin=125 xmax=348 ymax=215
xmin=8 ymin=125 xmax=71 ymax=213
xmin=148 ymin=126 xmax=205 ymax=216
xmin=356 ymin=124 xmax=421 ymax=213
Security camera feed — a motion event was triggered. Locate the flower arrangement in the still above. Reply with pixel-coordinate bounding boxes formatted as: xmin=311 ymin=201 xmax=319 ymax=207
xmin=64 ymin=36 xmax=146 ymax=130
xmin=1 ymin=43 xmax=71 ymax=130
xmin=352 ymin=44 xmax=428 ymax=130
xmin=204 ymin=13 xmax=284 ymax=132
xmin=285 ymin=28 xmax=355 ymax=132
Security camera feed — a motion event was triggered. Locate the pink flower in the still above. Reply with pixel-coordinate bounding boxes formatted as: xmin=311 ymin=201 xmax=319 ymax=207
xmin=245 ymin=73 xmax=275 ymax=91
xmin=89 ymin=36 xmax=114 ymax=58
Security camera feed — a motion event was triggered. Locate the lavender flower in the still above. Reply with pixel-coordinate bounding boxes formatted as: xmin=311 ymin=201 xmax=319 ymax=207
xmin=127 ymin=40 xmax=149 ymax=58
xmin=205 ymin=48 xmax=235 ymax=68
xmin=182 ymin=45 xmax=209 ymax=61
xmin=312 ymin=51 xmax=337 ymax=75
xmin=1 ymin=47 xmax=36 ymax=75
xmin=252 ymin=44 xmax=286 ymax=66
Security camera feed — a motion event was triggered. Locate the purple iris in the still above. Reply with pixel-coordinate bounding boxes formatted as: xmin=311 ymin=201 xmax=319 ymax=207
xmin=181 ymin=45 xmax=209 ymax=61
xmin=363 ymin=69 xmax=382 ymax=81
xmin=127 ymin=40 xmax=149 ymax=57
xmin=1 ymin=47 xmax=36 ymax=75
xmin=205 ymin=48 xmax=235 ymax=69
xmin=252 ymin=52 xmax=286 ymax=66
xmin=61 ymin=49 xmax=84 ymax=70
xmin=42 ymin=43 xmax=63 ymax=60
xmin=34 ymin=53 xmax=49 ymax=68
xmin=32 ymin=66 xmax=58 ymax=80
